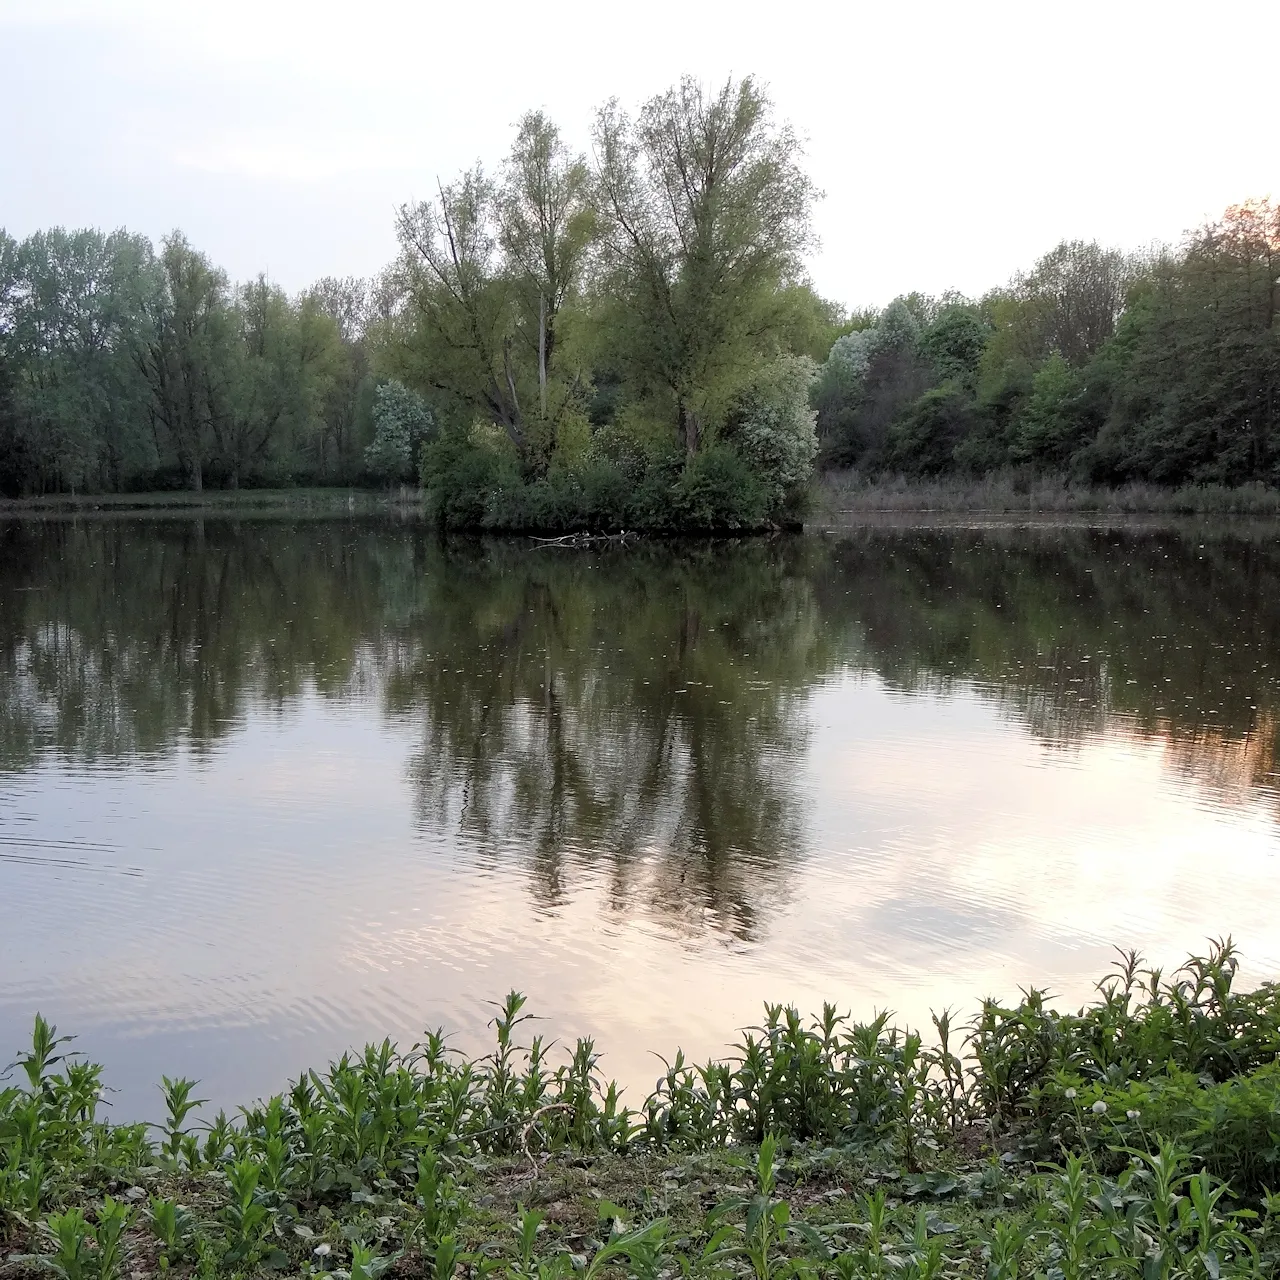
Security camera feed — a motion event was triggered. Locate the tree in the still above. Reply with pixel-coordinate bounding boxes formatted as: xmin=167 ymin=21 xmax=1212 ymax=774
xmin=986 ymin=240 xmax=1144 ymax=371
xmin=135 ymin=233 xmax=235 ymax=492
xmin=395 ymin=169 xmax=528 ymax=453
xmin=591 ymin=75 xmax=816 ymax=458
xmin=887 ymin=384 xmax=975 ymax=474
xmin=1091 ymin=201 xmax=1280 ymax=483
xmin=305 ymin=277 xmax=376 ymax=481
xmin=365 ymin=379 xmax=434 ymax=481
xmin=207 ymin=277 xmax=341 ymax=487
xmin=0 ymin=228 xmax=156 ymax=494
xmin=812 ymin=299 xmax=930 ymax=468
xmin=919 ymin=305 xmax=988 ymax=387
xmin=498 ymin=112 xmax=594 ymax=423
xmin=721 ymin=354 xmax=818 ymax=514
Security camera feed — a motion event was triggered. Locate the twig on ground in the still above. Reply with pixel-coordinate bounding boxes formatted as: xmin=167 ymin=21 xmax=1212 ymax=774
xmin=520 ymin=1103 xmax=575 ymax=1178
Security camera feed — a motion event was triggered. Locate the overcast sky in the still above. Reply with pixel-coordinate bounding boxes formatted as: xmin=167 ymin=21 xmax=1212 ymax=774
xmin=3 ymin=0 xmax=1276 ymax=310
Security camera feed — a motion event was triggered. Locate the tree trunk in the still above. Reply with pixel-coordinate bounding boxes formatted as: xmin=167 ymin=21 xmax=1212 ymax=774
xmin=679 ymin=400 xmax=700 ymax=458
xmin=539 ymin=293 xmax=547 ymax=419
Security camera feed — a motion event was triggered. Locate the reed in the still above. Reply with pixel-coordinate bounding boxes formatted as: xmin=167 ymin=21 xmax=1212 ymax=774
xmin=814 ymin=470 xmax=1280 ymax=518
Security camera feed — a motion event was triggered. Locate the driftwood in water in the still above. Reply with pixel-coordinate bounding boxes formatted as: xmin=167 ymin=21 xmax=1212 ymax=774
xmin=529 ymin=530 xmax=639 ymax=548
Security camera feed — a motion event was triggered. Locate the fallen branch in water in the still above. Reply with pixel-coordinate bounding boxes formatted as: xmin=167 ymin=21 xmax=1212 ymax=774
xmin=529 ymin=530 xmax=639 ymax=548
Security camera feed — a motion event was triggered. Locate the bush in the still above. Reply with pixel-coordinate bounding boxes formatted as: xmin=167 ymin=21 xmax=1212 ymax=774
xmin=671 ymin=445 xmax=769 ymax=531
xmin=420 ymin=432 xmax=775 ymax=534
xmin=419 ymin=432 xmax=517 ymax=529
xmin=722 ymin=356 xmax=818 ymax=517
xmin=1033 ymin=1064 xmax=1280 ymax=1196
xmin=365 ymin=381 xmax=434 ymax=483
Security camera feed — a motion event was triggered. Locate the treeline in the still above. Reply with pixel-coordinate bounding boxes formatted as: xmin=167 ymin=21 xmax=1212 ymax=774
xmin=0 ymin=231 xmax=384 ymax=494
xmin=3 ymin=75 xmax=1277 ymax=511
xmin=0 ymin=77 xmax=838 ymax=523
xmin=817 ymin=203 xmax=1280 ymax=484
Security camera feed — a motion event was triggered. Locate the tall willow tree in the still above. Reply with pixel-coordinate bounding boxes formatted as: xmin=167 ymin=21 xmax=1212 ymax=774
xmin=135 ymin=233 xmax=234 ymax=492
xmin=303 ymin=275 xmax=375 ymax=479
xmin=591 ymin=76 xmax=816 ymax=457
xmin=392 ymin=116 xmax=594 ymax=470
xmin=498 ymin=112 xmax=595 ymax=425
xmin=393 ymin=171 xmax=522 ymax=449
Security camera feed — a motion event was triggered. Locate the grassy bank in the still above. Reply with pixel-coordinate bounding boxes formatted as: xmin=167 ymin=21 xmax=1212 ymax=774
xmin=0 ymin=489 xmax=423 ymax=517
xmin=814 ymin=472 xmax=1280 ymax=519
xmin=2 ymin=941 xmax=1279 ymax=1279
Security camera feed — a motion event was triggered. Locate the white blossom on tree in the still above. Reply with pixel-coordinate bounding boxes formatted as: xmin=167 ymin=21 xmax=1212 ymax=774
xmin=724 ymin=354 xmax=819 ymax=511
xmin=364 ymin=380 xmax=434 ymax=481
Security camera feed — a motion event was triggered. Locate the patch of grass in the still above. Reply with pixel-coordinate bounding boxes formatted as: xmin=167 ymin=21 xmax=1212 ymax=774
xmin=0 ymin=489 xmax=422 ymax=516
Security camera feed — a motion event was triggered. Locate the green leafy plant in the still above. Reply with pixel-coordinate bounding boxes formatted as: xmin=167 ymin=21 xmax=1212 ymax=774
xmin=147 ymin=1196 xmax=198 ymax=1268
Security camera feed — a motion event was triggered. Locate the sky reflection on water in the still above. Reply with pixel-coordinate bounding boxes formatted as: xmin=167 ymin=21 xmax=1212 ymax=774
xmin=0 ymin=518 xmax=1277 ymax=1121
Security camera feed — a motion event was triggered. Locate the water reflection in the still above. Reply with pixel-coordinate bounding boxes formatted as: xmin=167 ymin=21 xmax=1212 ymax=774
xmin=1 ymin=516 xmax=1278 ymax=1117
xmin=813 ymin=527 xmax=1279 ymax=798
xmin=384 ymin=543 xmax=829 ymax=938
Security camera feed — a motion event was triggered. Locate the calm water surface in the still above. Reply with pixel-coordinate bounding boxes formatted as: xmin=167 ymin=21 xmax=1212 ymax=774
xmin=2 ymin=516 xmax=1279 ymax=1120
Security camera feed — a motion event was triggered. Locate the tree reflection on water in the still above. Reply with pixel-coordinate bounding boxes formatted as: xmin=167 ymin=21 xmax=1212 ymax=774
xmin=1 ymin=516 xmax=1277 ymax=941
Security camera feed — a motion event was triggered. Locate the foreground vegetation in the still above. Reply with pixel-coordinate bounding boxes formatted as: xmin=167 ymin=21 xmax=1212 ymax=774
xmin=3 ymin=941 xmax=1279 ymax=1278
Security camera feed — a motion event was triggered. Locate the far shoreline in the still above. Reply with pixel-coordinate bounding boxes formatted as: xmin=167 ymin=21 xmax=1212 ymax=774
xmin=6 ymin=475 xmax=1280 ymax=536
xmin=813 ymin=471 xmax=1280 ymax=518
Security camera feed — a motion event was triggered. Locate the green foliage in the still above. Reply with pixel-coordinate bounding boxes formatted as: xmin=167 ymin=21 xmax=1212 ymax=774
xmin=886 ymin=385 xmax=975 ymax=475
xmin=147 ymin=1196 xmax=198 ymax=1266
xmin=3 ymin=942 xmax=1280 ymax=1278
xmin=419 ymin=429 xmax=519 ymax=528
xmin=812 ymin=300 xmax=930 ymax=469
xmin=1060 ymin=1064 xmax=1280 ymax=1196
xmin=592 ymin=76 xmax=815 ymax=459
xmin=671 ymin=445 xmax=770 ymax=531
xmin=38 ymin=1198 xmax=134 ymax=1280
xmin=0 ymin=228 xmax=156 ymax=494
xmin=1087 ymin=203 xmax=1280 ymax=485
xmin=157 ymin=1076 xmax=206 ymax=1166
xmin=364 ymin=379 xmax=435 ymax=481
xmin=4 ymin=170 xmax=1275 ymax=504
xmin=0 ymin=228 xmax=370 ymax=496
xmin=815 ymin=202 xmax=1279 ymax=489
xmin=918 ymin=306 xmax=988 ymax=387
xmin=722 ymin=355 xmax=819 ymax=515
xmin=420 ymin=430 xmax=780 ymax=532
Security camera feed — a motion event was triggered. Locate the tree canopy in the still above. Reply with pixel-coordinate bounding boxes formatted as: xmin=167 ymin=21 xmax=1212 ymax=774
xmin=814 ymin=203 xmax=1280 ymax=486
xmin=2 ymin=82 xmax=1277 ymax=511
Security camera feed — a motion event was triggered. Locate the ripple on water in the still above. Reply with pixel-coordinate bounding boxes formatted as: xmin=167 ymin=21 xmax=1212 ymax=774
xmin=2 ymin=520 xmax=1280 ymax=1119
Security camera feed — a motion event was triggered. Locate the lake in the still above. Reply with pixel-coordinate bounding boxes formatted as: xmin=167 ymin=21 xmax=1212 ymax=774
xmin=1 ymin=515 xmax=1278 ymax=1123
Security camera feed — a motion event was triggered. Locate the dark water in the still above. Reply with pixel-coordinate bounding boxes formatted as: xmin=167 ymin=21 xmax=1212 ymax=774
xmin=2 ymin=516 xmax=1278 ymax=1122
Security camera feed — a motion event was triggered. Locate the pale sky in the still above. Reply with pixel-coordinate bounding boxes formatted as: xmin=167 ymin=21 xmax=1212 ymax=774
xmin=3 ymin=0 xmax=1277 ymax=311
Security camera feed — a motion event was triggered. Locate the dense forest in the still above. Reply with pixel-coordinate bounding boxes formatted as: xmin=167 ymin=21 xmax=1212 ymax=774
xmin=815 ymin=205 xmax=1280 ymax=487
xmin=2 ymin=75 xmax=1278 ymax=522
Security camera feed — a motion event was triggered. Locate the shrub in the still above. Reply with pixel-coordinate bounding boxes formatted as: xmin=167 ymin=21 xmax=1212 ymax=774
xmin=1042 ymin=1064 xmax=1280 ymax=1196
xmin=420 ymin=432 xmax=775 ymax=533
xmin=722 ymin=356 xmax=819 ymax=517
xmin=671 ymin=446 xmax=769 ymax=531
xmin=419 ymin=431 xmax=517 ymax=528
